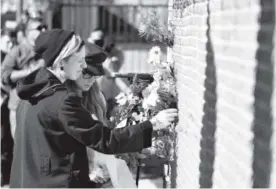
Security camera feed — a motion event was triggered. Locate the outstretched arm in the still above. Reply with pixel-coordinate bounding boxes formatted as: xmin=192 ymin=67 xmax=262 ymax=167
xmin=58 ymin=93 xmax=153 ymax=154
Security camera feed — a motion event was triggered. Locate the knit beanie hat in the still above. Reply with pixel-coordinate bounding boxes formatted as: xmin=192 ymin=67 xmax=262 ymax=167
xmin=34 ymin=29 xmax=75 ymax=67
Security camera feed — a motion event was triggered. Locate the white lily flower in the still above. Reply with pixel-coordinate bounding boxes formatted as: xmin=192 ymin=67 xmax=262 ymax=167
xmin=127 ymin=93 xmax=134 ymax=101
xmin=147 ymin=46 xmax=162 ymax=66
xmin=115 ymin=93 xmax=128 ymax=106
xmin=142 ymin=88 xmax=160 ymax=109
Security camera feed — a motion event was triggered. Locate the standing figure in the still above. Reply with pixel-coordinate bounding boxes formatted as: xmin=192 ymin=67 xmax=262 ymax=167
xmin=1 ymin=19 xmax=47 ymax=139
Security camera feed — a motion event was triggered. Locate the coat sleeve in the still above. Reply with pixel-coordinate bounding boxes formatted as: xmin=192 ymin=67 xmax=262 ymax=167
xmin=58 ymin=93 xmax=153 ymax=154
xmin=1 ymin=47 xmax=20 ymax=87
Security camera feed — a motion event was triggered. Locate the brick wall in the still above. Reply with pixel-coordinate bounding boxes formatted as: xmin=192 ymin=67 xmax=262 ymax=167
xmin=168 ymin=0 xmax=276 ymax=187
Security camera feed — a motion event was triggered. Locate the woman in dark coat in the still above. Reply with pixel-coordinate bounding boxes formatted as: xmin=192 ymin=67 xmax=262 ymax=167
xmin=10 ymin=29 xmax=177 ymax=188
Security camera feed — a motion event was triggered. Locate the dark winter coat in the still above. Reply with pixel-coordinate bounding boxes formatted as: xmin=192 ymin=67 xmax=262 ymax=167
xmin=10 ymin=68 xmax=153 ymax=188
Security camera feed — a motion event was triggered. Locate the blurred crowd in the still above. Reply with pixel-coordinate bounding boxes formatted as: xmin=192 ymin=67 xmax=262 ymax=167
xmin=1 ymin=10 xmax=40 ymax=59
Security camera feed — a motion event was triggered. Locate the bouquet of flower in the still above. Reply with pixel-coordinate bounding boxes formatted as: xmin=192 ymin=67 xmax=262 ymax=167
xmin=110 ymin=46 xmax=178 ymax=171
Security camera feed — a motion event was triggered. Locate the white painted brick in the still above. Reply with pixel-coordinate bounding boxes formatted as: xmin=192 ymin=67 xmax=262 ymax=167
xmin=169 ymin=0 xmax=275 ymax=187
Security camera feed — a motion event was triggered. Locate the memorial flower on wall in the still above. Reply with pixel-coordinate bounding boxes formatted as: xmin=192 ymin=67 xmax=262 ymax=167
xmin=111 ymin=46 xmax=178 ymax=170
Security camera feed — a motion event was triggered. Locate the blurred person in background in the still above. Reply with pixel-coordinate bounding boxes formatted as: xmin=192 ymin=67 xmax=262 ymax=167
xmin=1 ymin=27 xmax=18 ymax=62
xmin=14 ymin=10 xmax=30 ymax=44
xmin=87 ymin=27 xmax=107 ymax=47
xmin=0 ymin=25 xmax=18 ymax=188
xmin=1 ymin=28 xmax=18 ymax=109
xmin=15 ymin=9 xmax=45 ymax=44
xmin=28 ymin=6 xmax=44 ymax=21
xmin=1 ymin=18 xmax=46 ymax=187
xmin=1 ymin=18 xmax=47 ymax=139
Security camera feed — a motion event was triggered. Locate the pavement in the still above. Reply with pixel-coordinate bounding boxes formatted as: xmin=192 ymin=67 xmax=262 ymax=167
xmin=1 ymin=158 xmax=165 ymax=189
xmin=1 ymin=178 xmax=163 ymax=188
xmin=138 ymin=177 xmax=163 ymax=188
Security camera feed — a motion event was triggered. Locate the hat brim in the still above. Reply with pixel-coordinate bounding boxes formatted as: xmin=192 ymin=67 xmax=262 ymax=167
xmin=85 ymin=41 xmax=108 ymax=56
xmin=85 ymin=65 xmax=105 ymax=76
xmin=85 ymin=53 xmax=107 ymax=65
xmin=84 ymin=41 xmax=108 ymax=76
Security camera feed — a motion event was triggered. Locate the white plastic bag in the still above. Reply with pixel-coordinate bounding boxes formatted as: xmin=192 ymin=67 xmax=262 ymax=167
xmin=93 ymin=152 xmax=137 ymax=188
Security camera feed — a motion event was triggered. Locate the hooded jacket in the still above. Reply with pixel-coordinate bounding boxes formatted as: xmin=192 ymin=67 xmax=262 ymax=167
xmin=10 ymin=68 xmax=153 ymax=188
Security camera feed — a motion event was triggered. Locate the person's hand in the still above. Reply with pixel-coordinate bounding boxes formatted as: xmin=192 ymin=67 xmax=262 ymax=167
xmin=150 ymin=108 xmax=178 ymax=130
xmin=89 ymin=166 xmax=110 ymax=184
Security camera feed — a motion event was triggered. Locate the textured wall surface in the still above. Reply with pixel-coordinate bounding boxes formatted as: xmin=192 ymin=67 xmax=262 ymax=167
xmin=168 ymin=0 xmax=276 ymax=187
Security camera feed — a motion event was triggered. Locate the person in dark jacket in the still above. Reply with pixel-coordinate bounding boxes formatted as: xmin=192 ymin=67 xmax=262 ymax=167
xmin=14 ymin=10 xmax=30 ymax=43
xmin=63 ymin=43 xmax=114 ymax=187
xmin=10 ymin=29 xmax=177 ymax=188
xmin=68 ymin=42 xmax=123 ymax=188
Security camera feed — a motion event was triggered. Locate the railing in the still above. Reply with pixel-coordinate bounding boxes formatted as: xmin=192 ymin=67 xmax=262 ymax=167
xmin=107 ymin=72 xmax=154 ymax=83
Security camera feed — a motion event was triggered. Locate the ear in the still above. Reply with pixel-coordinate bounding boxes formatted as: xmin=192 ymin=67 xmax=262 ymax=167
xmin=60 ymin=59 xmax=65 ymax=69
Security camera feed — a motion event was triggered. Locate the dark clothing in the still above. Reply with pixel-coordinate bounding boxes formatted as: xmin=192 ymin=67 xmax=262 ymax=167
xmin=10 ymin=68 xmax=153 ymax=188
xmin=1 ymin=50 xmax=7 ymax=63
xmin=16 ymin=99 xmax=96 ymax=188
xmin=1 ymin=96 xmax=13 ymax=186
